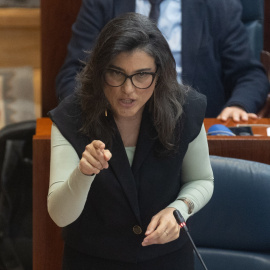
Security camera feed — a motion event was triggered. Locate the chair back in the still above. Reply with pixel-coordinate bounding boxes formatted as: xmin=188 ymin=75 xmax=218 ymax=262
xmin=240 ymin=0 xmax=264 ymax=60
xmin=189 ymin=156 xmax=270 ymax=270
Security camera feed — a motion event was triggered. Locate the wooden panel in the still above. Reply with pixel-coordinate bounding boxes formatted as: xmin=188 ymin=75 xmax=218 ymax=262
xmin=33 ymin=136 xmax=64 ymax=270
xmin=35 ymin=117 xmax=51 ymax=137
xmin=204 ymin=118 xmax=270 ymax=165
xmin=41 ymin=0 xmax=81 ymax=116
xmin=33 ymin=118 xmax=63 ymax=269
xmin=0 ymin=28 xmax=40 ymax=68
xmin=0 ymin=8 xmax=40 ymax=28
xmin=0 ymin=8 xmax=41 ymax=118
xmin=0 ymin=8 xmax=40 ymax=68
xmin=207 ymin=139 xmax=270 ymax=164
xmin=33 ymin=68 xmax=42 ymax=118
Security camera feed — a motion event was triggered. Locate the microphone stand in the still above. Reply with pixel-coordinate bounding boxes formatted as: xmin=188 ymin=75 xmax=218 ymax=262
xmin=173 ymin=210 xmax=208 ymax=270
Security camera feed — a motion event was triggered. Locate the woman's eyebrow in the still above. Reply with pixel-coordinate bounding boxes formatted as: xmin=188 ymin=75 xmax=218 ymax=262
xmin=108 ymin=65 xmax=124 ymax=71
xmin=108 ymin=65 xmax=153 ymax=73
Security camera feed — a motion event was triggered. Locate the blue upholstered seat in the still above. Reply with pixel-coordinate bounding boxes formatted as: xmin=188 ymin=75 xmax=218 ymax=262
xmin=189 ymin=156 xmax=270 ymax=270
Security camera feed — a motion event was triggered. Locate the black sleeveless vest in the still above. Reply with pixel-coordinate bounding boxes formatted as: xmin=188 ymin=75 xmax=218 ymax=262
xmin=48 ymin=89 xmax=206 ymax=263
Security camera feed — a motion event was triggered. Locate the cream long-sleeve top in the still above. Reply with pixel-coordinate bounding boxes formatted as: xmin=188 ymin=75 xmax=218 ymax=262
xmin=48 ymin=123 xmax=214 ymax=227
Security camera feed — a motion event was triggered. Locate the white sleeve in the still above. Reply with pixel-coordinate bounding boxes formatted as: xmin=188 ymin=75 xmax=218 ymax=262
xmin=168 ymin=124 xmax=214 ymax=221
xmin=48 ymin=123 xmax=96 ymax=227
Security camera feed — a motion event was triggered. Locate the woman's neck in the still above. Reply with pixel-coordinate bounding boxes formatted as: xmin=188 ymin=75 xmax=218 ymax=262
xmin=114 ymin=115 xmax=142 ymax=147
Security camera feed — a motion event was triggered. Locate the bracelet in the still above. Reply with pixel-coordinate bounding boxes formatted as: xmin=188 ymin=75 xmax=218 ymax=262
xmin=178 ymin=197 xmax=194 ymax=214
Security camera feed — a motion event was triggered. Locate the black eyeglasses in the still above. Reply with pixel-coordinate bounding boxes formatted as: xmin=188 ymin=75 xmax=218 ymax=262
xmin=104 ymin=68 xmax=158 ymax=89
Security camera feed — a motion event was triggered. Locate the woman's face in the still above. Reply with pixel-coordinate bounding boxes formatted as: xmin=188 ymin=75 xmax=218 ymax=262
xmin=103 ymin=49 xmax=157 ymax=121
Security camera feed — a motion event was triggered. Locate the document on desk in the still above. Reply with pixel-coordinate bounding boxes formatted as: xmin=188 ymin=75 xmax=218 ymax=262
xmin=267 ymin=127 xmax=270 ymax=137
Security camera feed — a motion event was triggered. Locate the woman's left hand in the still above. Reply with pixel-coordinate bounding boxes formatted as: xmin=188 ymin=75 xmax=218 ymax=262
xmin=142 ymin=207 xmax=180 ymax=246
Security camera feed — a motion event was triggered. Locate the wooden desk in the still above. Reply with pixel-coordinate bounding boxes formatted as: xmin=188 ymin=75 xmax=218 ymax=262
xmin=204 ymin=118 xmax=270 ymax=165
xmin=33 ymin=117 xmax=270 ymax=270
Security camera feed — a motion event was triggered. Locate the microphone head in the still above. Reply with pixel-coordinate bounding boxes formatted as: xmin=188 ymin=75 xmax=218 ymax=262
xmin=207 ymin=124 xmax=235 ymax=136
xmin=173 ymin=210 xmax=185 ymax=224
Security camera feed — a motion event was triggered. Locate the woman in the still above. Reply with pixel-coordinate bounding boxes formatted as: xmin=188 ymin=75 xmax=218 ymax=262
xmin=48 ymin=13 xmax=214 ymax=270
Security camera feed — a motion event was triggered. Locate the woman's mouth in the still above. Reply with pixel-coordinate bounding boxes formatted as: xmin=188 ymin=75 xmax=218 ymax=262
xmin=120 ymin=99 xmax=134 ymax=104
xmin=118 ymin=99 xmax=136 ymax=109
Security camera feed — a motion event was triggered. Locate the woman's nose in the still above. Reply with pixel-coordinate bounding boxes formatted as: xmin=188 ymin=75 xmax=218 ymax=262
xmin=121 ymin=78 xmax=135 ymax=94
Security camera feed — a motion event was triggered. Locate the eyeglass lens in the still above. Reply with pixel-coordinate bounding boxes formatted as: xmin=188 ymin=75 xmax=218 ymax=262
xmin=104 ymin=69 xmax=155 ymax=89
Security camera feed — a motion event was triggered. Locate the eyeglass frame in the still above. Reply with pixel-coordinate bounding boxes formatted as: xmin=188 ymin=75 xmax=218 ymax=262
xmin=103 ymin=67 xmax=159 ymax=89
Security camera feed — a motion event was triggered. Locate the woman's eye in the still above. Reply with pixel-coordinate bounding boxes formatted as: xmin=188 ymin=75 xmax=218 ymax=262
xmin=110 ymin=70 xmax=122 ymax=76
xmin=138 ymin=72 xmax=147 ymax=78
xmin=107 ymin=69 xmax=121 ymax=76
xmin=135 ymin=73 xmax=151 ymax=81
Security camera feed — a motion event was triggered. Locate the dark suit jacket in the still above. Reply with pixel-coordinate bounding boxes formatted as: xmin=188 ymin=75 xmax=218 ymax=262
xmin=48 ymin=89 xmax=207 ymax=263
xmin=55 ymin=0 xmax=269 ymax=117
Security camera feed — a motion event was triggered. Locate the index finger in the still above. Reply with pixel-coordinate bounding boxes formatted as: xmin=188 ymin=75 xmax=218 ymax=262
xmin=103 ymin=149 xmax=112 ymax=161
xmin=92 ymin=140 xmax=105 ymax=151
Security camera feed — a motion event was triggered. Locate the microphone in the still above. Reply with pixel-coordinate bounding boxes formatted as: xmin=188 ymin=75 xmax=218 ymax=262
xmin=173 ymin=210 xmax=208 ymax=270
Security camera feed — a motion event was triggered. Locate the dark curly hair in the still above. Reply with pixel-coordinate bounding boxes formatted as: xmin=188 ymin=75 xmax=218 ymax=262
xmin=76 ymin=12 xmax=188 ymax=152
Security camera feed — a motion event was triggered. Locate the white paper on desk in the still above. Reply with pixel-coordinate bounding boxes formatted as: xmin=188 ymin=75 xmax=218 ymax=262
xmin=267 ymin=127 xmax=270 ymax=137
